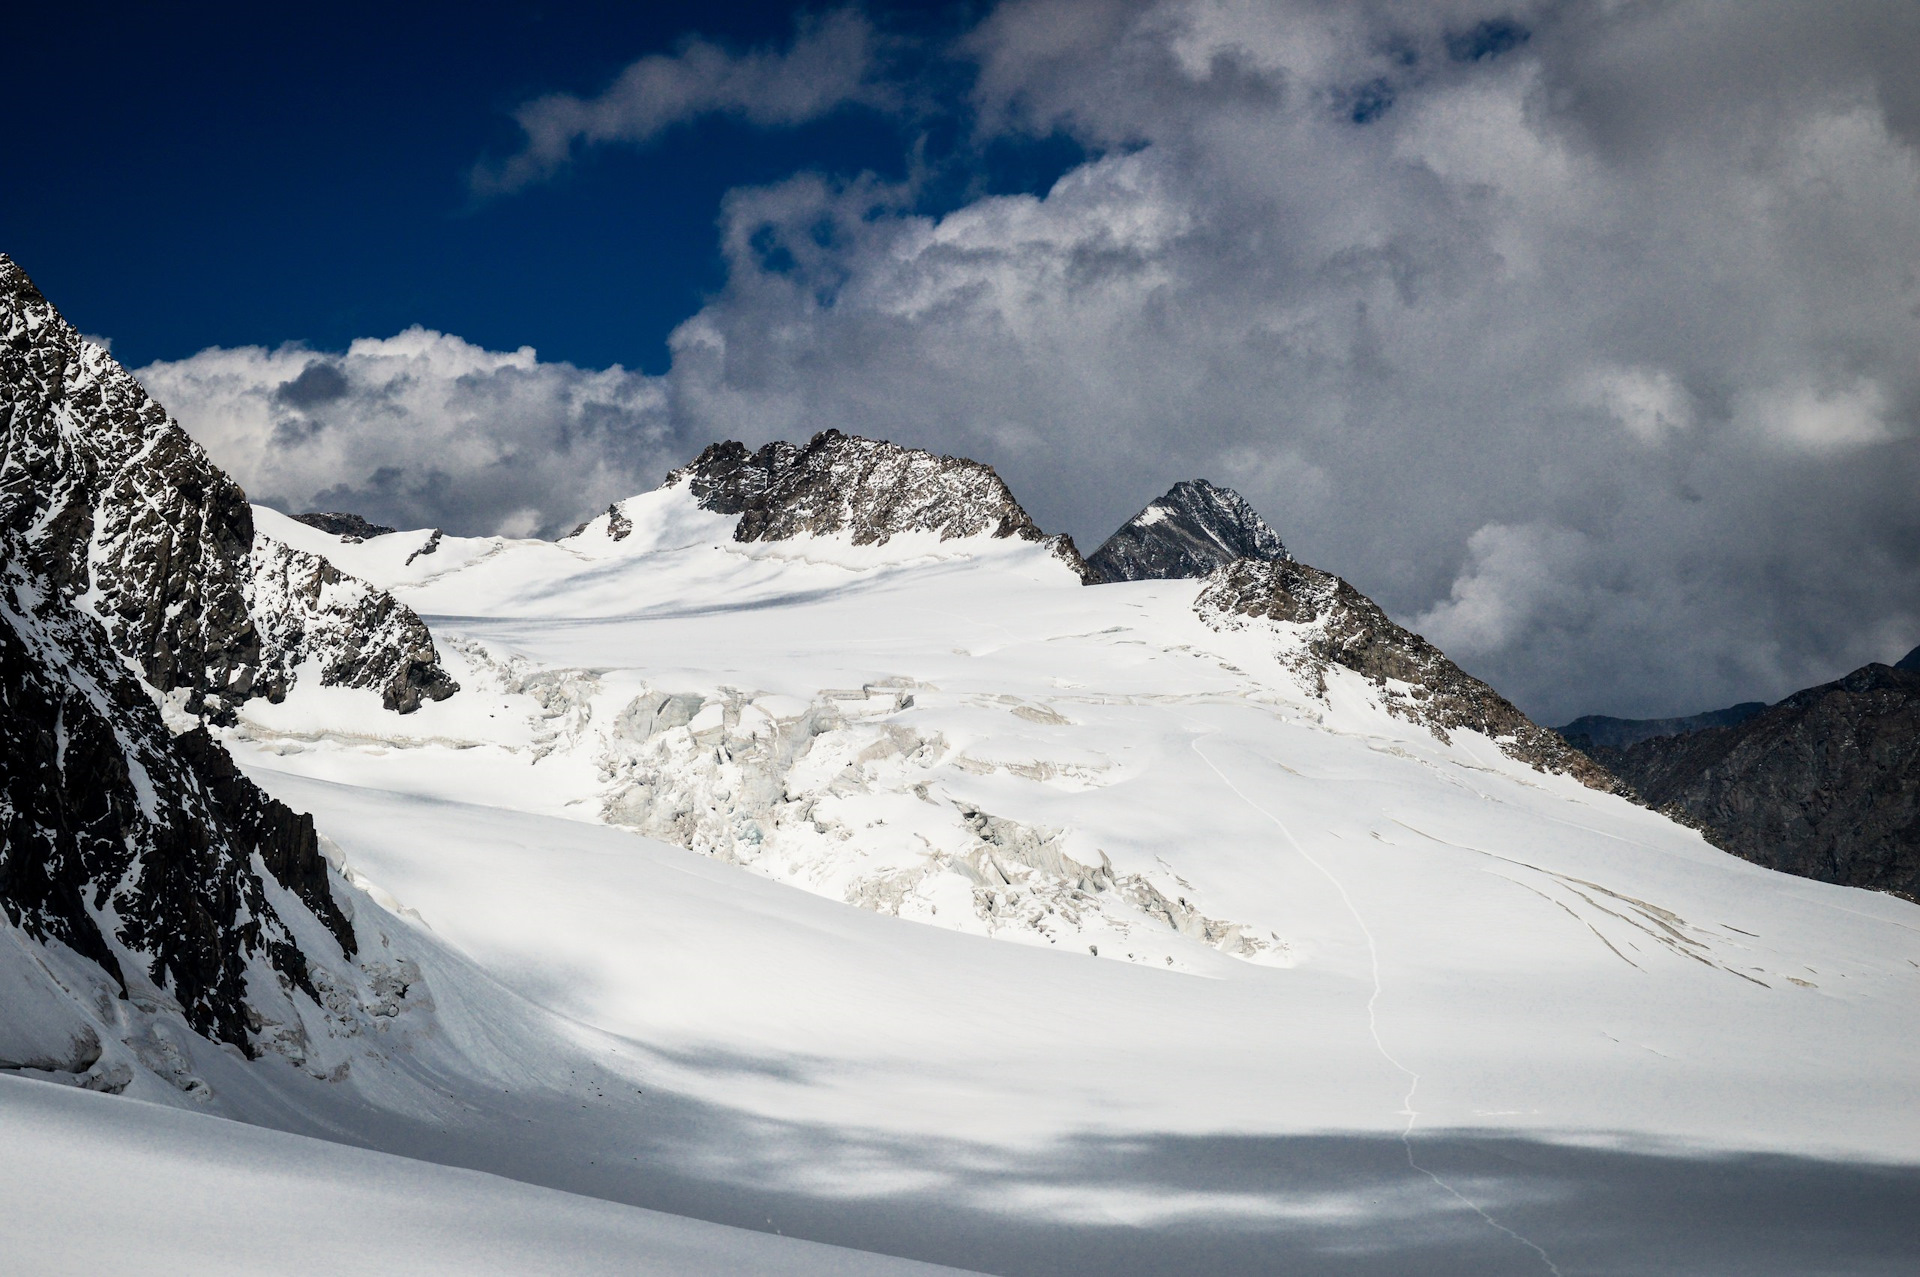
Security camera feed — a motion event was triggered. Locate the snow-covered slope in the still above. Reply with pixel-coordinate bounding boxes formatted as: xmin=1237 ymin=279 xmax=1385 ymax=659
xmin=0 ymin=1075 xmax=957 ymax=1276
xmin=5 ymin=246 xmax=1916 ymax=1271
xmin=198 ymin=465 xmax=1920 ymax=1270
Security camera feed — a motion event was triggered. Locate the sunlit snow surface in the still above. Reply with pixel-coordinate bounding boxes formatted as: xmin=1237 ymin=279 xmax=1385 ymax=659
xmin=111 ymin=493 xmax=1920 ymax=1272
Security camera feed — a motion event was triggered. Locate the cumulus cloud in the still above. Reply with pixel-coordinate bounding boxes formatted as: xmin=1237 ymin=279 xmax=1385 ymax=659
xmin=641 ymin=0 xmax=1920 ymax=720
xmin=472 ymin=8 xmax=885 ymax=194
xmin=147 ymin=0 xmax=1920 ymax=721
xmin=137 ymin=329 xmax=676 ymax=538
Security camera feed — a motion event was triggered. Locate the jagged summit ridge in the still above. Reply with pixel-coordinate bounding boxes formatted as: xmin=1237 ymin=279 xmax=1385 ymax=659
xmin=668 ymin=429 xmax=1094 ymax=579
xmin=1088 ymin=479 xmax=1288 ymax=583
xmin=1195 ymin=557 xmax=1619 ymax=792
xmin=292 ymin=511 xmax=397 ymax=542
xmin=0 ymin=253 xmax=454 ymax=717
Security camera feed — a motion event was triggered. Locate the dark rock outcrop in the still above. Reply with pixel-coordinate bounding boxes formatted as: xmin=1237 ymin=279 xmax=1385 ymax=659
xmin=670 ymin=430 xmax=1093 ymax=580
xmin=1087 ymin=479 xmax=1288 ymax=583
xmin=1196 ymin=558 xmax=1621 ymax=792
xmin=1557 ymin=703 xmax=1768 ymax=753
xmin=1896 ymin=644 xmax=1920 ymax=673
xmin=1584 ymin=664 xmax=1920 ymax=899
xmin=0 ymin=253 xmax=454 ymax=719
xmin=292 ymin=511 xmax=396 ymax=541
xmin=0 ymin=530 xmax=352 ymax=1053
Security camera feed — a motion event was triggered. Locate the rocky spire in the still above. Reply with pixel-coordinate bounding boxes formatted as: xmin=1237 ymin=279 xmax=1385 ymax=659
xmin=1087 ymin=479 xmax=1288 ymax=583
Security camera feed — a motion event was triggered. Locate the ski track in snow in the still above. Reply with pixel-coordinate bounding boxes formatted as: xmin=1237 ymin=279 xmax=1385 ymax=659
xmin=1189 ymin=733 xmax=1564 ymax=1277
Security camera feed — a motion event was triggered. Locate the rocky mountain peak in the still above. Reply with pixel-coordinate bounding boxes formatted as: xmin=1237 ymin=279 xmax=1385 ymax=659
xmin=0 ymin=253 xmax=454 ymax=719
xmin=1195 ymin=557 xmax=1620 ymax=792
xmin=1087 ymin=479 xmax=1289 ymax=583
xmin=669 ymin=429 xmax=1093 ymax=580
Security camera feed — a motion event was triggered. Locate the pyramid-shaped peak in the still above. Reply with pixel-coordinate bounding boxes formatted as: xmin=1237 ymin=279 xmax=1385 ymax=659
xmin=1087 ymin=478 xmax=1289 ymax=583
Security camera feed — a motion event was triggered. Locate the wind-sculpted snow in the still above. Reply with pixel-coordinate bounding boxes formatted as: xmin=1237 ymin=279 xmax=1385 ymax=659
xmin=671 ymin=429 xmax=1095 ymax=581
xmin=0 ymin=254 xmax=454 ymax=720
xmin=1196 ymin=557 xmax=1621 ymax=792
xmin=1087 ymin=478 xmax=1289 ymax=583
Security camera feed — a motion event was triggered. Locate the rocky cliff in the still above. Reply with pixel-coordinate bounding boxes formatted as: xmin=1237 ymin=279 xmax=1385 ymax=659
xmin=1196 ymin=557 xmax=1620 ymax=792
xmin=0 ymin=254 xmax=453 ymax=720
xmin=0 ymin=254 xmax=433 ymax=1086
xmin=0 ymin=526 xmax=353 ymax=1060
xmin=670 ymin=430 xmax=1093 ymax=579
xmin=1088 ymin=479 xmax=1288 ymax=583
xmin=1586 ymin=663 xmax=1919 ymax=899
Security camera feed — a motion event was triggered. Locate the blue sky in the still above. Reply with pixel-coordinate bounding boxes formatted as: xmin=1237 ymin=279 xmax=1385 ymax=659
xmin=8 ymin=2 xmax=1919 ymax=722
xmin=4 ymin=1 xmax=1072 ymax=372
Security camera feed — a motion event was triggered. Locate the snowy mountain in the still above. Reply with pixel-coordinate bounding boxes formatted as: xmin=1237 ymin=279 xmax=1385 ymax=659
xmin=217 ymin=460 xmax=1920 ymax=1272
xmin=664 ymin=429 xmax=1095 ymax=578
xmin=1086 ymin=478 xmax=1288 ymax=582
xmin=3 ymin=254 xmax=1918 ymax=1272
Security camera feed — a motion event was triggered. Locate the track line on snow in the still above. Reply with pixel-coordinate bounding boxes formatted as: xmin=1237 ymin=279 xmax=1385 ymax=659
xmin=1190 ymin=736 xmax=1563 ymax=1276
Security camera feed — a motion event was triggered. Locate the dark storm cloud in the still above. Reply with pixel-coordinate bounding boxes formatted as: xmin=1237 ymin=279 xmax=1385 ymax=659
xmin=273 ymin=361 xmax=348 ymax=408
xmin=145 ymin=0 xmax=1920 ymax=722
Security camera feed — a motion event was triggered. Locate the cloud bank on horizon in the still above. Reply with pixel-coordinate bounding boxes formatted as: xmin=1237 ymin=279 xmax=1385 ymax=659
xmin=134 ymin=0 xmax=1920 ymax=724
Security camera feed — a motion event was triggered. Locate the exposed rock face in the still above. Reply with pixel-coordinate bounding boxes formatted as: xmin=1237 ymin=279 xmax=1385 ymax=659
xmin=1196 ymin=558 xmax=1620 ymax=792
xmin=248 ymin=537 xmax=457 ymax=713
xmin=1087 ymin=479 xmax=1288 ymax=583
xmin=0 ymin=530 xmax=353 ymax=1054
xmin=1586 ymin=664 xmax=1919 ymax=899
xmin=292 ymin=511 xmax=396 ymax=542
xmin=1897 ymin=644 xmax=1920 ymax=673
xmin=671 ymin=429 xmax=1093 ymax=579
xmin=1558 ymin=703 xmax=1768 ymax=753
xmin=0 ymin=253 xmax=454 ymax=720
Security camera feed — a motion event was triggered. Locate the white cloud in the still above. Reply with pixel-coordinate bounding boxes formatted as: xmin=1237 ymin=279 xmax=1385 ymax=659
xmin=472 ymin=8 xmax=884 ymax=195
xmin=1579 ymin=366 xmax=1693 ymax=443
xmin=136 ymin=328 xmax=675 ymax=538
xmin=1738 ymin=378 xmax=1894 ymax=453
xmin=1413 ymin=523 xmax=1597 ymax=657
xmin=146 ymin=0 xmax=1920 ymax=721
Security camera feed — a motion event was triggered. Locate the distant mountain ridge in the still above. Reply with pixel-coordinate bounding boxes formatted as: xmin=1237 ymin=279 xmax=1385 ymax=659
xmin=1088 ymin=478 xmax=1288 ymax=583
xmin=1567 ymin=655 xmax=1920 ymax=899
xmin=1557 ymin=703 xmax=1769 ymax=752
xmin=1198 ymin=558 xmax=1620 ymax=792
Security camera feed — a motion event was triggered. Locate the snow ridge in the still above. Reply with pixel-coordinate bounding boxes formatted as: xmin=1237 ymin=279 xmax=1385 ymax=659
xmin=1195 ymin=557 xmax=1618 ymax=791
